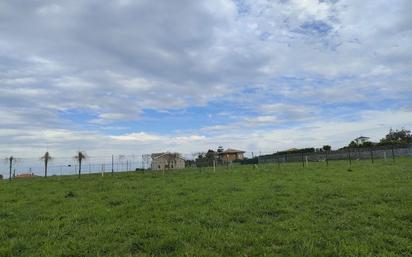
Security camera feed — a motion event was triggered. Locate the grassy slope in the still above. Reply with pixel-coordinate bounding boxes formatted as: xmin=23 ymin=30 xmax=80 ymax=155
xmin=0 ymin=159 xmax=411 ymax=257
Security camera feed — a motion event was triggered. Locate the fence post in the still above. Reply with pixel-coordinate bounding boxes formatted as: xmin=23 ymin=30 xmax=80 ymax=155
xmin=9 ymin=157 xmax=12 ymax=181
xmin=277 ymin=156 xmax=280 ymax=169
xmin=370 ymin=148 xmax=374 ymax=164
xmin=301 ymin=152 xmax=305 ymax=167
xmin=391 ymin=146 xmax=395 ymax=162
xmin=348 ymin=148 xmax=352 ymax=167
xmin=111 ymin=155 xmax=114 ymax=175
xmin=325 ymin=151 xmax=329 ymax=167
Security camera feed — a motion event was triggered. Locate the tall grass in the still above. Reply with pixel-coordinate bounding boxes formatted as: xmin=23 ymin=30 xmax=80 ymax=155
xmin=1 ymin=159 xmax=411 ymax=256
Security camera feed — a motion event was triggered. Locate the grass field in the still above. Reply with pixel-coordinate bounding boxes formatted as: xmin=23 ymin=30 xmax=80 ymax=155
xmin=1 ymin=159 xmax=411 ymax=257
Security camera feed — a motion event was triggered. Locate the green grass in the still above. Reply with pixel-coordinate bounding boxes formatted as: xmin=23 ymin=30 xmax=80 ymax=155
xmin=1 ymin=159 xmax=411 ymax=257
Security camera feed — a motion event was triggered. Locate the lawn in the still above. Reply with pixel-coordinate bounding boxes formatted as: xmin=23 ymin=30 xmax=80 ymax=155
xmin=0 ymin=159 xmax=411 ymax=257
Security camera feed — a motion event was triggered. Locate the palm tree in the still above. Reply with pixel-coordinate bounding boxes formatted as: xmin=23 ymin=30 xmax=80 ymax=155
xmin=74 ymin=151 xmax=87 ymax=178
xmin=5 ymin=156 xmax=16 ymax=181
xmin=40 ymin=152 xmax=52 ymax=178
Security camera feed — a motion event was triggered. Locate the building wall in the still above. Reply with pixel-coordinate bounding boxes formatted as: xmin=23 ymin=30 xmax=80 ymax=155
xmin=151 ymin=156 xmax=185 ymax=170
xmin=221 ymin=153 xmax=245 ymax=162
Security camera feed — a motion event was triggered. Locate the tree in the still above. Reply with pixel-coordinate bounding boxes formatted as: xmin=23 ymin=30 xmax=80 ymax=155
xmin=217 ymin=146 xmax=224 ymax=153
xmin=362 ymin=141 xmax=373 ymax=147
xmin=40 ymin=152 xmax=52 ymax=178
xmin=380 ymin=128 xmax=412 ymax=145
xmin=348 ymin=136 xmax=372 ymax=148
xmin=322 ymin=145 xmax=331 ymax=151
xmin=74 ymin=151 xmax=87 ymax=178
xmin=195 ymin=151 xmax=216 ymax=168
xmin=195 ymin=152 xmax=207 ymax=167
xmin=5 ymin=156 xmax=16 ymax=181
xmin=354 ymin=136 xmax=370 ymax=145
xmin=206 ymin=150 xmax=217 ymax=159
xmin=348 ymin=140 xmax=358 ymax=148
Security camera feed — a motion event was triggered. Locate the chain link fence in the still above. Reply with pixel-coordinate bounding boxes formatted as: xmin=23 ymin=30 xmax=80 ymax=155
xmin=258 ymin=144 xmax=412 ymax=165
xmin=0 ymin=154 xmax=150 ymax=179
xmin=1 ymin=144 xmax=411 ymax=180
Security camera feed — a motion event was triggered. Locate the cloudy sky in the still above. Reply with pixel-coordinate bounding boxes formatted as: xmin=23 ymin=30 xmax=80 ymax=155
xmin=1 ymin=0 xmax=412 ymax=158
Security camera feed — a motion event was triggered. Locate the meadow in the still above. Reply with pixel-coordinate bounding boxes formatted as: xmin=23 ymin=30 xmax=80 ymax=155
xmin=0 ymin=159 xmax=411 ymax=257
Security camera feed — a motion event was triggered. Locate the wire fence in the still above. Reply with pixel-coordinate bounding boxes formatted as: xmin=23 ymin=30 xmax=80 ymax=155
xmin=190 ymin=144 xmax=412 ymax=168
xmin=257 ymin=144 xmax=412 ymax=165
xmin=1 ymin=144 xmax=412 ymax=180
xmin=0 ymin=155 xmax=151 ymax=179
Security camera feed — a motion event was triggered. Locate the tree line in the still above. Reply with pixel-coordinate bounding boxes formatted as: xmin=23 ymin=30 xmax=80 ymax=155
xmin=342 ymin=128 xmax=412 ymax=149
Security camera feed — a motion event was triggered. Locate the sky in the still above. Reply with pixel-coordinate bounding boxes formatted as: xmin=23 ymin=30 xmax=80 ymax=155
xmin=1 ymin=0 xmax=412 ymax=159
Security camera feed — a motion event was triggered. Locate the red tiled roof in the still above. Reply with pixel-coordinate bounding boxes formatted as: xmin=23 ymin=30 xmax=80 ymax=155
xmin=15 ymin=173 xmax=37 ymax=178
xmin=220 ymin=149 xmax=245 ymax=154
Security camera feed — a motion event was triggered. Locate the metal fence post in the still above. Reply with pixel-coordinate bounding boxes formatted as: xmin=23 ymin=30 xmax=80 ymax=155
xmin=370 ymin=148 xmax=374 ymax=164
xmin=301 ymin=152 xmax=305 ymax=167
xmin=348 ymin=148 xmax=352 ymax=166
xmin=392 ymin=146 xmax=395 ymax=162
xmin=9 ymin=157 xmax=12 ymax=181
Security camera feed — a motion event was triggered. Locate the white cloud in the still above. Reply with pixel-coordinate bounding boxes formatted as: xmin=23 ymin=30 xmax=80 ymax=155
xmin=111 ymin=132 xmax=162 ymax=142
xmin=260 ymin=103 xmax=315 ymax=119
xmin=245 ymin=115 xmax=279 ymax=124
xmin=283 ymin=0 xmax=334 ymax=21
xmin=0 ymin=109 xmax=411 ymax=163
xmin=0 ymin=0 xmax=411 ymax=159
xmin=37 ymin=4 xmax=62 ymax=15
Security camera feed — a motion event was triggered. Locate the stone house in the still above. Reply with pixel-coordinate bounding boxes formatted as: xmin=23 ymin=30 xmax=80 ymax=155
xmin=151 ymin=152 xmax=185 ymax=171
xmin=218 ymin=149 xmax=245 ymax=162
